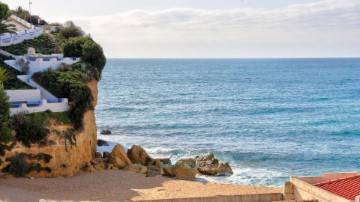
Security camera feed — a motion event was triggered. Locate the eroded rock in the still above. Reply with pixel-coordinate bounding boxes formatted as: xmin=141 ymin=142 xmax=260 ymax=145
xmin=110 ymin=144 xmax=132 ymax=166
xmin=127 ymin=145 xmax=153 ymax=166
xmin=128 ymin=164 xmax=147 ymax=174
xmin=196 ymin=153 xmax=233 ymax=176
xmin=173 ymin=158 xmax=198 ymax=179
xmin=97 ymin=139 xmax=109 ymax=146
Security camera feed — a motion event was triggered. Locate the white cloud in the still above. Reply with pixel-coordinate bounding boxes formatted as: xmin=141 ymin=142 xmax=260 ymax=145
xmin=50 ymin=0 xmax=360 ymax=57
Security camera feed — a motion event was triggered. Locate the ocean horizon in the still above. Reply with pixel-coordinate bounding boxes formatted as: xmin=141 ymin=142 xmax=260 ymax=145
xmin=96 ymin=58 xmax=360 ymax=187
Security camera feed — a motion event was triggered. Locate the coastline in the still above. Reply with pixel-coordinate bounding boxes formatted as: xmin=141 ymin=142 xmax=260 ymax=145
xmin=0 ymin=170 xmax=281 ymax=202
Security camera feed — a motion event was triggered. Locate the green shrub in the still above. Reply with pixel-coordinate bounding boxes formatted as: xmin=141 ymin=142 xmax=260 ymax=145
xmin=32 ymin=70 xmax=93 ymax=129
xmin=1 ymin=35 xmax=56 ymax=55
xmin=62 ymin=36 xmax=106 ymax=78
xmin=2 ymin=153 xmax=52 ymax=177
xmin=60 ymin=21 xmax=84 ymax=39
xmin=0 ymin=87 xmax=13 ymax=144
xmin=0 ymin=56 xmax=33 ymax=90
xmin=10 ymin=113 xmax=49 ymax=147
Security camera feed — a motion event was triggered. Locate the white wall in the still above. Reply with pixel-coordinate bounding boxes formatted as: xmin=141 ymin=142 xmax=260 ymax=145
xmin=5 ymin=89 xmax=41 ymax=102
xmin=27 ymin=57 xmax=80 ymax=74
xmin=9 ymin=98 xmax=69 ymax=116
xmin=0 ymin=14 xmax=43 ymax=47
xmin=5 ymin=57 xmax=81 ymax=75
xmin=9 ymin=15 xmax=34 ymax=29
xmin=0 ymin=27 xmax=43 ymax=47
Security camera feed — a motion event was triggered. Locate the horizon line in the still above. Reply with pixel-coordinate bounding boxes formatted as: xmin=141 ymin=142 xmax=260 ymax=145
xmin=105 ymin=57 xmax=360 ymax=59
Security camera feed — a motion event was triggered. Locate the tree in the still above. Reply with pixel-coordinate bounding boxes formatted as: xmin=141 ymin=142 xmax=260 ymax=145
xmin=11 ymin=6 xmax=30 ymax=21
xmin=0 ymin=67 xmax=13 ymax=145
xmin=62 ymin=36 xmax=106 ymax=77
xmin=60 ymin=21 xmax=84 ymax=39
xmin=0 ymin=2 xmax=11 ymax=20
xmin=0 ymin=85 xmax=12 ymax=145
xmin=0 ymin=67 xmax=10 ymax=87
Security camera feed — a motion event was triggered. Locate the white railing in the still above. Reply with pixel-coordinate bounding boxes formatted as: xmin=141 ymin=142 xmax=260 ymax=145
xmin=9 ymin=14 xmax=34 ymax=29
xmin=9 ymin=98 xmax=69 ymax=116
xmin=26 ymin=56 xmax=80 ymax=74
xmin=0 ymin=27 xmax=43 ymax=47
xmin=0 ymin=14 xmax=44 ymax=47
xmin=4 ymin=56 xmax=81 ymax=75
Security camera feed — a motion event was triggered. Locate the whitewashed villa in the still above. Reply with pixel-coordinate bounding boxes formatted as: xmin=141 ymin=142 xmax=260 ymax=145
xmin=1 ymin=15 xmax=80 ymax=115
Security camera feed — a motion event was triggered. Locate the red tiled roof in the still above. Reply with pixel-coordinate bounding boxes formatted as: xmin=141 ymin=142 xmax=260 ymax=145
xmin=314 ymin=175 xmax=360 ymax=200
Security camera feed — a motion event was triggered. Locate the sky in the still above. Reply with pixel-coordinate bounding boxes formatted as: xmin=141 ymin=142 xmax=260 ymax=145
xmin=2 ymin=0 xmax=360 ymax=58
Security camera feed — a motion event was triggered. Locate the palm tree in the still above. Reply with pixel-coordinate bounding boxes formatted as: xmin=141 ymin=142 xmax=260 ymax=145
xmin=0 ymin=67 xmax=10 ymax=88
xmin=0 ymin=21 xmax=16 ymax=35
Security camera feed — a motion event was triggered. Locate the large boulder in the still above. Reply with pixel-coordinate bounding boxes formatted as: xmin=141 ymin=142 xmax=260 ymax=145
xmin=173 ymin=158 xmax=198 ymax=179
xmin=109 ymin=156 xmax=127 ymax=169
xmin=196 ymin=153 xmax=233 ymax=176
xmin=103 ymin=151 xmax=111 ymax=159
xmin=127 ymin=145 xmax=153 ymax=166
xmin=163 ymin=166 xmax=175 ymax=177
xmin=155 ymin=158 xmax=171 ymax=167
xmin=100 ymin=130 xmax=112 ymax=135
xmin=110 ymin=144 xmax=132 ymax=166
xmin=128 ymin=164 xmax=147 ymax=174
xmin=216 ymin=162 xmax=233 ymax=175
xmin=95 ymin=152 xmax=102 ymax=158
xmin=97 ymin=139 xmax=109 ymax=146
xmin=146 ymin=165 xmax=161 ymax=177
xmin=198 ymin=167 xmax=217 ymax=176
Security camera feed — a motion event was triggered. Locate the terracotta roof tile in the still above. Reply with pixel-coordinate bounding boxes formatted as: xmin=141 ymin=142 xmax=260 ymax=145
xmin=314 ymin=175 xmax=360 ymax=200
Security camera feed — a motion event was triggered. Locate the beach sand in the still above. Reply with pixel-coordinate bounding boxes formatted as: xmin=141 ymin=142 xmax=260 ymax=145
xmin=0 ymin=170 xmax=281 ymax=202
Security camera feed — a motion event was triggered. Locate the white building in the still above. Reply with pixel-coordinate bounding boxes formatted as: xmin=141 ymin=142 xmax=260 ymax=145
xmin=4 ymin=52 xmax=80 ymax=115
xmin=0 ymin=15 xmax=43 ymax=47
xmin=1 ymin=15 xmax=81 ymax=115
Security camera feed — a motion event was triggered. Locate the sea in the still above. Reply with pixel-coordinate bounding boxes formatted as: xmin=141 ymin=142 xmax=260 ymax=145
xmin=95 ymin=58 xmax=360 ymax=187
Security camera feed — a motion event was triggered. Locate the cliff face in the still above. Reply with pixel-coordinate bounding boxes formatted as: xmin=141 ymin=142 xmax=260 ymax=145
xmin=0 ymin=80 xmax=98 ymax=178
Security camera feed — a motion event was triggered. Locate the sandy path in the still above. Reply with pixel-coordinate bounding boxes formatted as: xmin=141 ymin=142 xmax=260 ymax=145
xmin=0 ymin=170 xmax=281 ymax=202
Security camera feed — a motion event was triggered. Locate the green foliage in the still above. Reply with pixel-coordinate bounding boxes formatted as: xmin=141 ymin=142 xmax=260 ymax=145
xmin=11 ymin=7 xmax=29 ymax=22
xmin=0 ymin=86 xmax=13 ymax=144
xmin=0 ymin=55 xmax=33 ymax=90
xmin=0 ymin=67 xmax=9 ymax=85
xmin=1 ymin=35 xmax=56 ymax=55
xmin=2 ymin=153 xmax=52 ymax=177
xmin=56 ymin=130 xmax=76 ymax=151
xmin=0 ymin=2 xmax=11 ymax=20
xmin=10 ymin=113 xmax=49 ymax=147
xmin=32 ymin=70 xmax=93 ymax=129
xmin=11 ymin=7 xmax=42 ymax=25
xmin=59 ymin=21 xmax=84 ymax=39
xmin=62 ymin=36 xmax=106 ymax=79
xmin=62 ymin=36 xmax=87 ymax=57
xmin=47 ymin=112 xmax=71 ymax=125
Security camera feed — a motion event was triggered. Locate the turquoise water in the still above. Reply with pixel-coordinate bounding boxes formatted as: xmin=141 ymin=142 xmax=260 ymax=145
xmin=95 ymin=58 xmax=360 ymax=187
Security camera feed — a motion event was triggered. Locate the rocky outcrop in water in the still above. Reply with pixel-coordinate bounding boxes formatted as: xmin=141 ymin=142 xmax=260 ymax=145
xmin=195 ymin=153 xmax=233 ymax=176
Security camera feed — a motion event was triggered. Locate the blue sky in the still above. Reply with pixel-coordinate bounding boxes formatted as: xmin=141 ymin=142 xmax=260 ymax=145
xmin=2 ymin=0 xmax=360 ymax=58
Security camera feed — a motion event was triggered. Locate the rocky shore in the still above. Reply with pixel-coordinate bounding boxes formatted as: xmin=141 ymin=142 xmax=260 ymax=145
xmin=90 ymin=142 xmax=233 ymax=180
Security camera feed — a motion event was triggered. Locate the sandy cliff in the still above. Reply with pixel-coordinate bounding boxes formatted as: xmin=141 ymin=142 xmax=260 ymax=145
xmin=0 ymin=80 xmax=98 ymax=178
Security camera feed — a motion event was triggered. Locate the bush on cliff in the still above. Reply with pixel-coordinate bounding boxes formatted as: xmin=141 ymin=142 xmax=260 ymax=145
xmin=2 ymin=153 xmax=52 ymax=177
xmin=59 ymin=21 xmax=84 ymax=39
xmin=1 ymin=35 xmax=56 ymax=55
xmin=62 ymin=36 xmax=106 ymax=78
xmin=10 ymin=113 xmax=49 ymax=147
xmin=0 ymin=87 xmax=13 ymax=144
xmin=32 ymin=69 xmax=93 ymax=129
